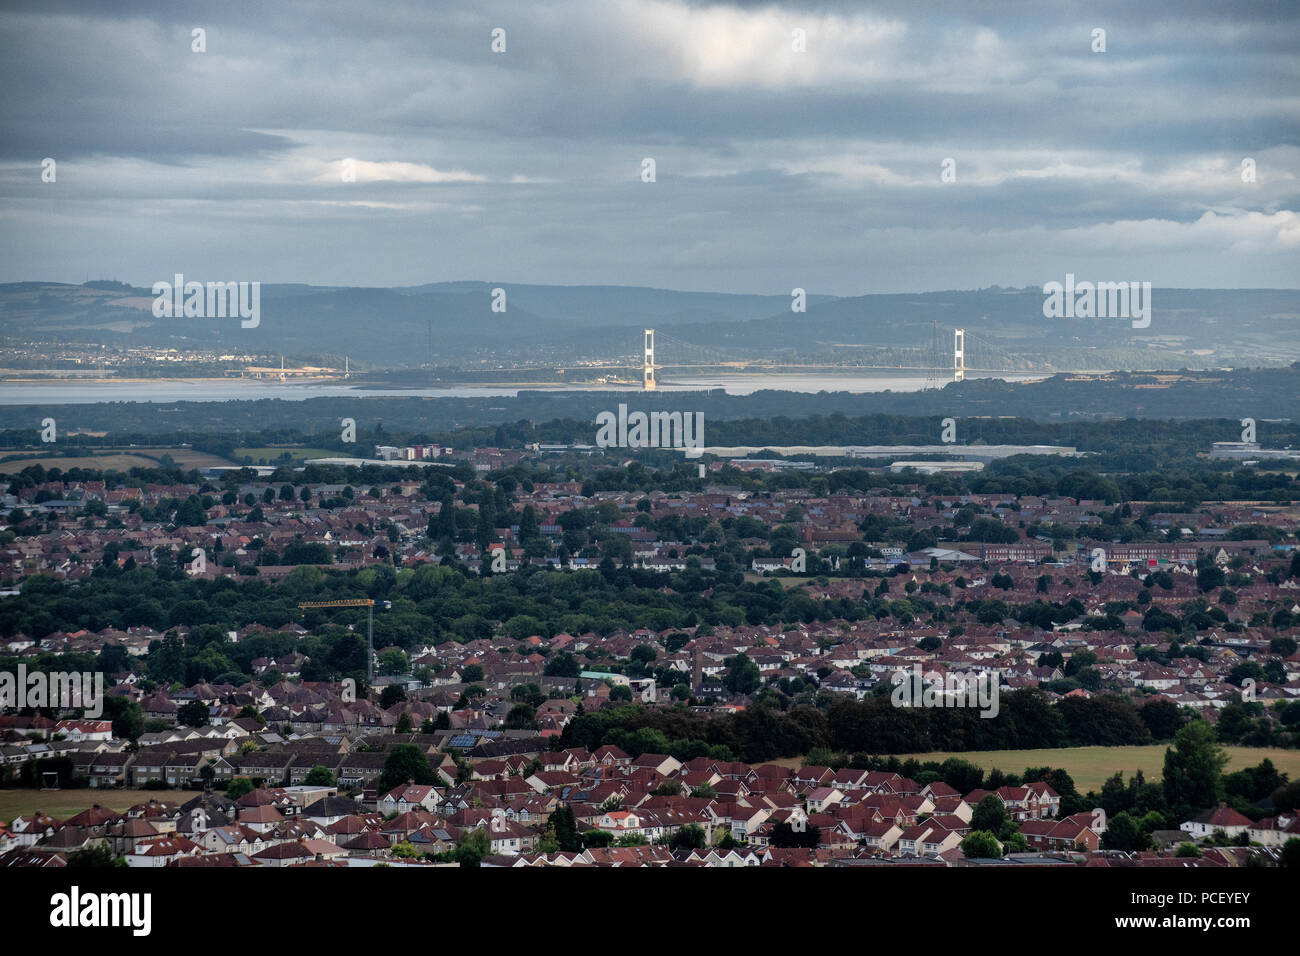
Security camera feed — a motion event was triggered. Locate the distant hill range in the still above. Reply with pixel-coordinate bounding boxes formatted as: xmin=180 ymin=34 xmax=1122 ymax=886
xmin=1 ymin=280 xmax=1297 ymax=371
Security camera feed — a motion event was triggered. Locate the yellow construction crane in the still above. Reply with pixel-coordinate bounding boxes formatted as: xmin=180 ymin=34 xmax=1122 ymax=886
xmin=297 ymin=599 xmax=390 ymax=684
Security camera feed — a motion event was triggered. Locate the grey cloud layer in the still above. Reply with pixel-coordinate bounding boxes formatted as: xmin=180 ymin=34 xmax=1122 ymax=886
xmin=0 ymin=0 xmax=1296 ymax=292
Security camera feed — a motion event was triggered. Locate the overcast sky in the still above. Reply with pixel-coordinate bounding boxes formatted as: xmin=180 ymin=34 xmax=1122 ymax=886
xmin=1 ymin=0 xmax=1296 ymax=294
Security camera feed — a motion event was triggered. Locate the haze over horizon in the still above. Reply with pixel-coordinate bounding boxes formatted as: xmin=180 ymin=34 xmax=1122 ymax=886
xmin=1 ymin=0 xmax=1297 ymax=295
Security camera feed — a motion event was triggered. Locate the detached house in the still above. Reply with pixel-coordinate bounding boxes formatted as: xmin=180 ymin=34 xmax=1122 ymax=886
xmin=1020 ymin=813 xmax=1100 ymax=852
xmin=1181 ymin=805 xmax=1253 ymax=840
xmin=126 ymin=835 xmax=201 ymax=868
xmin=379 ymin=783 xmax=441 ymax=815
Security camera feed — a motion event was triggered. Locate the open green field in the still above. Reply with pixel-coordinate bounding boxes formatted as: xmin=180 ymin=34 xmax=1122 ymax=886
xmin=140 ymin=448 xmax=234 ymax=468
xmin=0 ymin=454 xmax=159 ymax=474
xmin=0 ymin=447 xmax=234 ymax=473
xmin=889 ymin=746 xmax=1300 ymax=792
xmin=0 ymin=789 xmax=203 ymax=822
xmin=235 ymin=446 xmax=338 ymax=463
xmin=770 ymin=745 xmax=1300 ymax=792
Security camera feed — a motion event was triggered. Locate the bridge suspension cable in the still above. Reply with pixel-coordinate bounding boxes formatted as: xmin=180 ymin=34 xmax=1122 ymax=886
xmin=473 ymin=322 xmax=1042 ymax=385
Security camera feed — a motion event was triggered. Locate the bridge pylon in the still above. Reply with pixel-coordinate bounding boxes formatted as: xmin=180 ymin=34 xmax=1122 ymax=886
xmin=954 ymin=328 xmax=965 ymax=383
xmin=644 ymin=328 xmax=657 ymax=391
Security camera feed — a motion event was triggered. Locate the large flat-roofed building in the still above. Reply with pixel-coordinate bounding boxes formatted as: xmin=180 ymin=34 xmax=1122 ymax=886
xmin=889 ymin=460 xmax=984 ymax=475
xmin=1210 ymin=441 xmax=1300 ymax=461
xmin=1088 ymin=543 xmax=1200 ymax=565
xmin=693 ymin=444 xmax=1080 ymax=460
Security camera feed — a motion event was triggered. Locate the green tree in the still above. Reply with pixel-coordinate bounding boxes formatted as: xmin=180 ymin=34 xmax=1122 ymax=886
xmin=960 ymin=831 xmax=1002 ymax=859
xmin=769 ymin=820 xmax=819 ymax=848
xmin=1196 ymin=565 xmax=1226 ymax=592
xmin=178 ymin=700 xmax=209 ymax=727
xmin=1138 ymin=698 xmax=1184 ymax=740
xmin=174 ymin=495 xmax=208 ymax=527
xmin=454 ymin=827 xmax=491 ymax=867
xmin=380 ymin=684 xmax=407 ymax=708
xmin=504 ymin=704 xmax=538 ymax=730
xmin=460 ymin=664 xmax=484 ymax=683
xmin=670 ymin=824 xmax=708 ymax=851
xmin=1282 ymin=837 xmax=1300 ymax=869
xmin=149 ymin=632 xmax=186 ymax=685
xmin=66 ymin=844 xmax=128 ymax=868
xmin=551 ymin=805 xmax=581 ymax=852
xmin=379 ymin=744 xmax=436 ymax=793
xmin=544 ymin=653 xmax=581 ymax=678
xmin=537 ymin=826 xmax=559 ymax=853
xmin=1101 ymin=811 xmax=1147 ymax=851
xmin=379 ymin=649 xmax=409 ymax=677
xmin=303 ymin=765 xmax=335 ymax=787
xmin=630 ymin=644 xmax=658 ymax=666
xmin=236 ymin=705 xmax=266 ymax=728
xmin=1163 ymin=719 xmax=1228 ymax=818
xmin=102 ymin=696 xmax=144 ymax=741
xmin=722 ymin=653 xmax=761 ymax=695
xmin=519 ymin=505 xmax=541 ymax=544
xmin=971 ymin=794 xmax=1011 ymax=837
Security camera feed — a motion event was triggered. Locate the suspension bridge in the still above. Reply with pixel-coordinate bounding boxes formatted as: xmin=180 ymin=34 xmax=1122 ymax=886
xmin=477 ymin=323 xmax=1040 ymax=391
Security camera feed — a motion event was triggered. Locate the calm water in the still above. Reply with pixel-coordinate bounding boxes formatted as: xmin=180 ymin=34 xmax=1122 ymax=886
xmin=666 ymin=372 xmax=1045 ymax=395
xmin=0 ymin=371 xmax=1045 ymax=405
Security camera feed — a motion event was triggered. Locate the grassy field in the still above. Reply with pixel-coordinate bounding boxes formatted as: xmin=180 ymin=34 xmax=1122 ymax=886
xmin=743 ymin=574 xmax=863 ymax=587
xmin=142 ymin=448 xmax=233 ymax=468
xmin=0 ymin=447 xmax=235 ymax=473
xmin=769 ymin=745 xmax=1300 ymax=792
xmin=0 ymin=454 xmax=160 ymax=474
xmin=235 ymin=446 xmax=338 ymax=463
xmin=0 ymin=789 xmax=203 ymax=822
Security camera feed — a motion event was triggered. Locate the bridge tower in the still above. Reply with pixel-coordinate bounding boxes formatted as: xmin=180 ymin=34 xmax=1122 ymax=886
xmin=953 ymin=328 xmax=965 ymax=383
xmin=643 ymin=328 xmax=657 ymax=391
